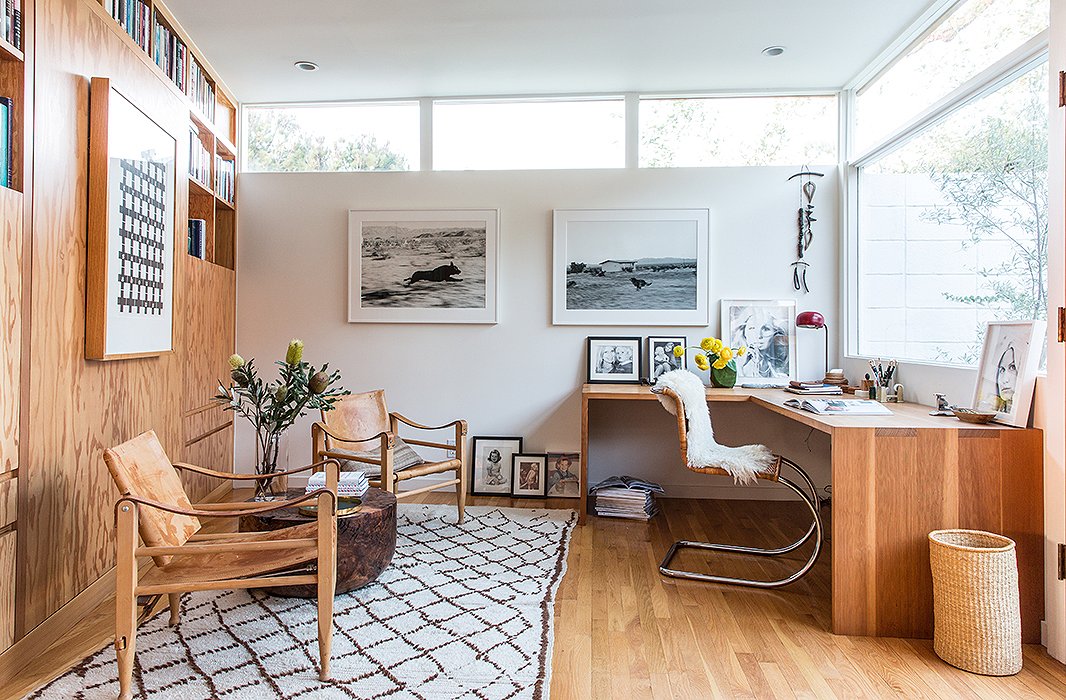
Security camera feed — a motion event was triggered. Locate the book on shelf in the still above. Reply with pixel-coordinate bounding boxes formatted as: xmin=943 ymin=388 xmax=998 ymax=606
xmin=589 ymin=475 xmax=664 ymax=521
xmin=153 ymin=12 xmax=187 ymax=93
xmin=107 ymin=0 xmax=151 ymax=52
xmin=784 ymin=384 xmax=843 ymax=396
xmin=783 ymin=398 xmax=893 ymax=416
xmin=214 ymin=155 xmax=234 ymax=204
xmin=187 ymin=219 xmax=206 ymax=259
xmin=3 ymin=0 xmax=21 ymax=50
xmin=187 ymin=54 xmax=215 ymax=122
xmin=188 ymin=125 xmax=210 ymax=186
xmin=0 ymin=96 xmax=11 ymax=189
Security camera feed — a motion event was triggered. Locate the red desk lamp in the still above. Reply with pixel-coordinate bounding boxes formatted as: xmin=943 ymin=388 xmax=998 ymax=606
xmin=796 ymin=311 xmax=838 ymax=384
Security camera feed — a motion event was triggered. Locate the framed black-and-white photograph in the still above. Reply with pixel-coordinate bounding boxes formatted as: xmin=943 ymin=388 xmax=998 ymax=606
xmin=348 ymin=209 xmax=499 ymax=324
xmin=545 ymin=452 xmax=581 ymax=498
xmin=721 ymin=300 xmax=797 ymax=381
xmin=470 ymin=436 xmax=523 ymax=496
xmin=86 ymin=77 xmax=176 ymax=360
xmin=972 ymin=320 xmax=1045 ymax=427
xmin=586 ymin=336 xmax=642 ymax=384
xmin=511 ymin=453 xmax=547 ymax=498
xmin=647 ymin=336 xmax=687 ymax=382
xmin=552 ymin=209 xmax=709 ymax=326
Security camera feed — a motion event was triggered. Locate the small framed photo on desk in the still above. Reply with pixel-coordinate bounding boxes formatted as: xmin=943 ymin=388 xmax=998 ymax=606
xmin=586 ymin=336 xmax=642 ymax=384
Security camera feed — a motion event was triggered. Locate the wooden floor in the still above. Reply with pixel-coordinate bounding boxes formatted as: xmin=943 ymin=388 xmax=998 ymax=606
xmin=4 ymin=492 xmax=1066 ymax=699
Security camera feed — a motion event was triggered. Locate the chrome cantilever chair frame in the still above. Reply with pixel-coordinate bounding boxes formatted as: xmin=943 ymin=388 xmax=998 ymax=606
xmin=653 ymin=386 xmax=823 ymax=588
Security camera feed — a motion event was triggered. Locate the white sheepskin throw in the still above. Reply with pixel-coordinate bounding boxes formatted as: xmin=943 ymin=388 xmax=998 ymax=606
xmin=653 ymin=369 xmax=776 ymax=485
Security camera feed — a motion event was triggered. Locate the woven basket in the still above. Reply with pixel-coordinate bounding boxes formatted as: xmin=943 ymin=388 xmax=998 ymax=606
xmin=929 ymin=529 xmax=1021 ymax=676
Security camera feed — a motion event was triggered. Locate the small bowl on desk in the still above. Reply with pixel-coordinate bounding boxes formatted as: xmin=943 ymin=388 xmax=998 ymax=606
xmin=951 ymin=407 xmax=997 ymax=424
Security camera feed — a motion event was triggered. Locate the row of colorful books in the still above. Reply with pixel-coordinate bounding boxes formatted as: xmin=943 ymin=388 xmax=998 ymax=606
xmin=188 ymin=54 xmax=215 ymax=122
xmin=214 ymin=156 xmax=235 ymax=204
xmin=187 ymin=219 xmax=206 ymax=259
xmin=107 ymin=0 xmax=150 ymax=52
xmin=152 ymin=13 xmax=187 ymax=94
xmin=3 ymin=0 xmax=22 ymax=50
xmin=188 ymin=125 xmax=210 ymax=187
xmin=0 ymin=96 xmax=13 ymax=189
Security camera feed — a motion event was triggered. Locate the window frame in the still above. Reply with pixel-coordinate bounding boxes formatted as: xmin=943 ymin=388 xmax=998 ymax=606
xmin=842 ymin=19 xmax=1049 ymax=369
xmin=241 ymin=99 xmax=423 ymax=173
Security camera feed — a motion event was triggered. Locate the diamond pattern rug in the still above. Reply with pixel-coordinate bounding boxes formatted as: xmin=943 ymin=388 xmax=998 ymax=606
xmin=28 ymin=504 xmax=576 ymax=699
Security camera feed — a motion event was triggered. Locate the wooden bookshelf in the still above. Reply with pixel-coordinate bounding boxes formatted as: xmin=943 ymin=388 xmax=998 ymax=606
xmin=96 ymin=0 xmax=239 ymax=271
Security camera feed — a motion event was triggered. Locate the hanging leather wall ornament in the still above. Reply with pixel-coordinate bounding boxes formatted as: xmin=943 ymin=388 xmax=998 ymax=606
xmin=787 ymin=168 xmax=824 ymax=293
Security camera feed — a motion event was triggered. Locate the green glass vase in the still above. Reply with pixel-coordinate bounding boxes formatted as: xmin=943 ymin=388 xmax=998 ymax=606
xmin=709 ymin=360 xmax=738 ymax=389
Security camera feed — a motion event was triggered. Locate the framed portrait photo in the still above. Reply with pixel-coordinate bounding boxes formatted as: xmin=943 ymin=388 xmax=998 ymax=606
xmin=552 ymin=209 xmax=709 ymax=326
xmin=647 ymin=336 xmax=687 ymax=383
xmin=972 ymin=320 xmax=1045 ymax=427
xmin=470 ymin=436 xmax=523 ymax=496
xmin=86 ymin=77 xmax=177 ymax=360
xmin=511 ymin=454 xmax=547 ymax=498
xmin=545 ymin=452 xmax=581 ymax=498
xmin=348 ymin=209 xmax=499 ymax=324
xmin=721 ymin=300 xmax=797 ymax=381
xmin=586 ymin=336 xmax=642 ymax=384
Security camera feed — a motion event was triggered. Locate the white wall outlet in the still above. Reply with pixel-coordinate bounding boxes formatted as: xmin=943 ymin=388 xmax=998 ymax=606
xmin=445 ymin=438 xmax=456 ymax=458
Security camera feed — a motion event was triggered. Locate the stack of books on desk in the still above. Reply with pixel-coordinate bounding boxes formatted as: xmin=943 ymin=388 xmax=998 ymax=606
xmin=784 ymin=381 xmax=843 ymax=396
xmin=305 ymin=471 xmax=368 ymax=497
xmin=590 ymin=475 xmax=664 ymax=521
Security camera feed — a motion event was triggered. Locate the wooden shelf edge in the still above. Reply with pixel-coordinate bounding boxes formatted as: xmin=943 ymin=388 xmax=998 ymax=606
xmin=188 ymin=175 xmax=211 ymax=197
xmin=214 ymin=195 xmax=234 ymax=211
xmin=0 ymin=36 xmax=23 ymax=63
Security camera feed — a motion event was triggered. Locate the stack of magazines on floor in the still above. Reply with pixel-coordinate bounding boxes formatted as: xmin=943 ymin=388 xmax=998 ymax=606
xmin=305 ymin=470 xmax=368 ymax=497
xmin=590 ymin=475 xmax=664 ymax=521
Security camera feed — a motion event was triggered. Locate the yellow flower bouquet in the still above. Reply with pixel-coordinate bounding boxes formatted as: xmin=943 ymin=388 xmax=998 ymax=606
xmin=674 ymin=337 xmax=746 ymax=388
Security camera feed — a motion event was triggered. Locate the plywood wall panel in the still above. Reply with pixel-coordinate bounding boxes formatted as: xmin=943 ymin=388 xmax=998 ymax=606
xmin=16 ymin=0 xmax=235 ymax=635
xmin=0 ymin=188 xmax=21 ymax=475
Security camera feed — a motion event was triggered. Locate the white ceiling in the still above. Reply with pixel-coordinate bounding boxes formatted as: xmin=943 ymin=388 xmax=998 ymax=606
xmin=164 ymin=0 xmax=934 ymax=104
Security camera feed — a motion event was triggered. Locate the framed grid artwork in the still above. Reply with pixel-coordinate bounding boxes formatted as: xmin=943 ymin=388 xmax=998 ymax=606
xmin=86 ymin=77 xmax=176 ymax=360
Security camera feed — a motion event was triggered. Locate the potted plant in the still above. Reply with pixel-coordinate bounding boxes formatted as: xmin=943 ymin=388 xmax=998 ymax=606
xmin=216 ymin=339 xmax=349 ymax=499
xmin=674 ymin=336 xmax=746 ymax=388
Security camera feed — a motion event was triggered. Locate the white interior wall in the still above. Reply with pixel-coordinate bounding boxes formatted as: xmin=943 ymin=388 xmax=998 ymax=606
xmin=235 ymin=166 xmax=839 ymax=498
xmin=1041 ymin=1 xmax=1065 ymax=660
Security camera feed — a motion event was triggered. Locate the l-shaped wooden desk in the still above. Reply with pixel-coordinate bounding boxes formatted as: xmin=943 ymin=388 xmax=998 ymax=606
xmin=580 ymin=384 xmax=1043 ymax=642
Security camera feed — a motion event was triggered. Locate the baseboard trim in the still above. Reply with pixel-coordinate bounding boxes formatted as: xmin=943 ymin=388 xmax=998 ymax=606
xmin=0 ymin=567 xmax=115 ymax=686
xmin=0 ymin=481 xmax=233 ymax=686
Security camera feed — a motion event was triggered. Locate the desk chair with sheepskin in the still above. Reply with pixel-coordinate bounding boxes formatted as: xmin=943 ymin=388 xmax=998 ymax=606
xmin=651 ymin=370 xmax=823 ymax=588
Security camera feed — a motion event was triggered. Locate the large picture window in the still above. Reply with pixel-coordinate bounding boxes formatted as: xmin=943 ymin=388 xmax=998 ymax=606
xmin=855 ymin=63 xmax=1047 ymax=365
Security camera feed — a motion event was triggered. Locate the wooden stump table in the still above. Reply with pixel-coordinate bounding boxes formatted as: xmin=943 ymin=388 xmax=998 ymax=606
xmin=239 ymin=487 xmax=397 ymax=598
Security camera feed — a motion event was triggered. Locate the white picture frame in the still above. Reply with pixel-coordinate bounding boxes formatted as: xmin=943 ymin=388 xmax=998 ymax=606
xmin=552 ymin=208 xmax=709 ymax=326
xmin=720 ymin=300 xmax=797 ymax=381
xmin=972 ymin=320 xmax=1045 ymax=427
xmin=348 ymin=209 xmax=499 ymax=324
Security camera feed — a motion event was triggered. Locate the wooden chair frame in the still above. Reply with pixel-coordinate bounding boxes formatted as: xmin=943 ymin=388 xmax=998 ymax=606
xmin=313 ymin=408 xmax=468 ymax=522
xmin=113 ymin=459 xmax=340 ymax=700
xmin=652 ymin=386 xmax=823 ymax=588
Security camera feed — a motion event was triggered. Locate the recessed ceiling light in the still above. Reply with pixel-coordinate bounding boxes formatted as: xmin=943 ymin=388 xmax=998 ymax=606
xmin=294 ymin=60 xmax=319 ymax=72
xmin=762 ymin=46 xmax=786 ymax=57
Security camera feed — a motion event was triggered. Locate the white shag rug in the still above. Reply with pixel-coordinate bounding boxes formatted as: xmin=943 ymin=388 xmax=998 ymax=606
xmin=28 ymin=504 xmax=576 ymax=700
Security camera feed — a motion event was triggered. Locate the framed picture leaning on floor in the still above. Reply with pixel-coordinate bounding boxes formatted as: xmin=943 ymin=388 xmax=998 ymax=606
xmin=470 ymin=436 xmax=523 ymax=496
